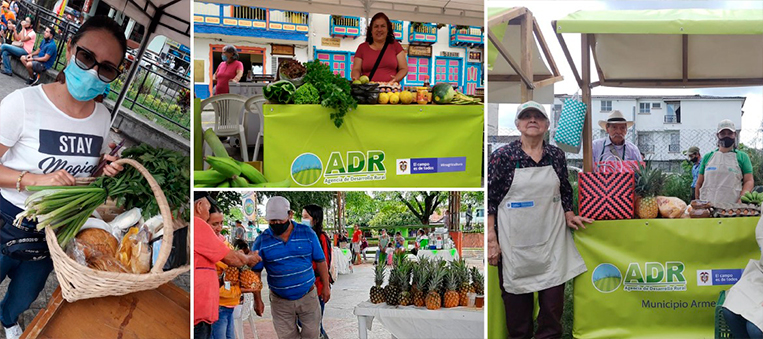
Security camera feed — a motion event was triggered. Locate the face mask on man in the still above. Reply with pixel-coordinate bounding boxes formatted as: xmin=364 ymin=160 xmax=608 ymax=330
xmin=269 ymin=220 xmax=290 ymax=235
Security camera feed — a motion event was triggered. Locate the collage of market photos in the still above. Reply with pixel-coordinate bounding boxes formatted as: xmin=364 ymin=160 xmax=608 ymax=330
xmin=0 ymin=0 xmax=760 ymax=338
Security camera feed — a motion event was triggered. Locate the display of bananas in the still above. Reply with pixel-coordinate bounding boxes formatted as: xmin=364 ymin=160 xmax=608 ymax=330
xmin=741 ymin=191 xmax=763 ymax=205
xmin=195 ymin=155 xmax=291 ymax=188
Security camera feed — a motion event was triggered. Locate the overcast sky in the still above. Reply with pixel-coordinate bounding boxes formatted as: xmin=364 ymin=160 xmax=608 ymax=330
xmin=489 ymin=0 xmax=763 ymax=140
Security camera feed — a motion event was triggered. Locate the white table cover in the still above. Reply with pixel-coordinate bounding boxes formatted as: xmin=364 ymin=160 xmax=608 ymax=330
xmin=416 ymin=249 xmax=460 ymax=262
xmin=353 ymin=301 xmax=483 ymax=339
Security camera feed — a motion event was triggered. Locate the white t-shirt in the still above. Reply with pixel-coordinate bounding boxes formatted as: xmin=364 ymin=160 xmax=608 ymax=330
xmin=0 ymin=86 xmax=111 ymax=208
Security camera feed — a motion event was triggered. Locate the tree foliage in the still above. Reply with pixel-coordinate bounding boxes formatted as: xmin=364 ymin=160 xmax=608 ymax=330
xmin=209 ymin=191 xmax=242 ymax=215
xmin=368 ymin=203 xmax=421 ymax=228
xmin=255 ymin=191 xmax=336 ymax=213
xmin=393 ymin=191 xmax=447 ymax=225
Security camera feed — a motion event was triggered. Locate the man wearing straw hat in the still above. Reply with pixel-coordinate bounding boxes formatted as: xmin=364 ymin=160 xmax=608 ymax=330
xmin=591 ymin=110 xmax=643 ymax=169
xmin=194 ymin=192 xmax=261 ymax=339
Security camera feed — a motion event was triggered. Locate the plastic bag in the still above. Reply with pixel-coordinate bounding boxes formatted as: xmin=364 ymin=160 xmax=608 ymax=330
xmin=656 ymin=196 xmax=688 ymax=219
xmin=117 ymin=226 xmax=152 ymax=274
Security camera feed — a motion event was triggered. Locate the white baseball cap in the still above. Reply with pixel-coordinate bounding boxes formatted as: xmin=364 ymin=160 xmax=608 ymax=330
xmin=717 ymin=119 xmax=736 ymax=133
xmin=265 ymin=196 xmax=290 ymax=221
xmin=516 ymin=101 xmax=548 ymax=120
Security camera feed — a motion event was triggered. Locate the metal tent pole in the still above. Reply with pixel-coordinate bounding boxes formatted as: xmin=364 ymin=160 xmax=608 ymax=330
xmin=110 ymin=8 xmax=163 ymax=125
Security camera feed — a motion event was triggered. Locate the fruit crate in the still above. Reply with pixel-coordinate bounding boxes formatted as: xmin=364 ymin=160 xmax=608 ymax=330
xmin=714 ymin=290 xmax=732 ymax=339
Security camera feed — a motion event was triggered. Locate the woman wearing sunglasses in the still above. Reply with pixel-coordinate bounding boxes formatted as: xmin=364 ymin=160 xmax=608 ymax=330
xmin=0 ymin=16 xmax=125 ymax=339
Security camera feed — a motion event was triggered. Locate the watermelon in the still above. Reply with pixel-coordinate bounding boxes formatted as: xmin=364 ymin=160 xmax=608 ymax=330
xmin=432 ymin=83 xmax=456 ymax=104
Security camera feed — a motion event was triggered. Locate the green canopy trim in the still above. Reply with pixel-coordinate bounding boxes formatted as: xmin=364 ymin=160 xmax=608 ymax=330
xmin=556 ymin=9 xmax=763 ymax=35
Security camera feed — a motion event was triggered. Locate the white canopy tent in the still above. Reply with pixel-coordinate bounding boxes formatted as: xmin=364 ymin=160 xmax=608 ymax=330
xmin=101 ymin=0 xmax=191 ymax=123
xmin=487 ymin=7 xmax=562 ymax=105
xmin=198 ymin=0 xmax=483 ymax=26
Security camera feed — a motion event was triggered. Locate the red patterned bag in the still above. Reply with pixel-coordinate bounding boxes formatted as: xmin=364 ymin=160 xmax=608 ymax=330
xmin=578 ymin=163 xmax=635 ymax=220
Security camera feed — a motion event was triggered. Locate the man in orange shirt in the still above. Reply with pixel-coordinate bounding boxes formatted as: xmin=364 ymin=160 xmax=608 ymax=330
xmin=194 ymin=192 xmax=260 ymax=339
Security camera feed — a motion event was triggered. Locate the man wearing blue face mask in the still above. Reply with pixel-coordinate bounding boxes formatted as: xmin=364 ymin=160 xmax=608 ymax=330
xmin=20 ymin=26 xmax=56 ymax=86
xmin=250 ymin=196 xmax=331 ymax=339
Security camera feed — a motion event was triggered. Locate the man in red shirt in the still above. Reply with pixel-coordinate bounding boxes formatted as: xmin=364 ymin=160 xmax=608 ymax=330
xmin=351 ymin=224 xmax=362 ymax=265
xmin=194 ymin=192 xmax=261 ymax=339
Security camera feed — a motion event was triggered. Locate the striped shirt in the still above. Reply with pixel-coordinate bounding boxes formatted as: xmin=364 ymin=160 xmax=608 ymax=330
xmin=251 ymin=221 xmax=325 ymax=300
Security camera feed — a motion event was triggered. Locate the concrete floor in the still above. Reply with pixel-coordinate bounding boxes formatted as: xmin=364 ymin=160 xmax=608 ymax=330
xmin=242 ymin=248 xmax=484 ymax=339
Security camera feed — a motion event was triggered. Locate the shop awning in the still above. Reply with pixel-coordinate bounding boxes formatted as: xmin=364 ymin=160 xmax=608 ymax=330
xmin=200 ymin=0 xmax=483 ymax=26
xmin=554 ymin=9 xmax=763 ymax=87
xmin=487 ymin=7 xmax=562 ymax=104
xmin=102 ymin=0 xmax=190 ymax=44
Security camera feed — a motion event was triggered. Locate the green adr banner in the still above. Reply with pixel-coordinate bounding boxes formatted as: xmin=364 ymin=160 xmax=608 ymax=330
xmin=574 ymin=218 xmax=760 ymax=339
xmin=263 ymin=104 xmax=483 ymax=187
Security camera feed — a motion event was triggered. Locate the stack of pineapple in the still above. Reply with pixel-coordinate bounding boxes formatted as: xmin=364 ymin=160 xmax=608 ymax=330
xmin=223 ymin=265 xmax=263 ymax=292
xmin=634 ymin=162 xmax=666 ymax=219
xmin=369 ymin=256 xmax=484 ymax=310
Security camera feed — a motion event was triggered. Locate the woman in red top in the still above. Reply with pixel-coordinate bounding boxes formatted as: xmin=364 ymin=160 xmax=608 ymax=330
xmin=351 ymin=12 xmax=407 ymax=83
xmin=213 ymin=44 xmax=243 ymax=95
xmin=302 ymin=204 xmax=331 ymax=339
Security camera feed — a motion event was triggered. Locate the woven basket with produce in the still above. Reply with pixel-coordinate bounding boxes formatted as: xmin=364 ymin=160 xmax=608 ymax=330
xmin=17 ymin=145 xmax=190 ymax=302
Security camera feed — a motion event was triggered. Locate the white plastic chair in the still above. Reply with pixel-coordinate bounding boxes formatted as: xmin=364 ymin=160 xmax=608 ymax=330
xmin=200 ymin=94 xmax=249 ymax=162
xmin=244 ymin=95 xmax=266 ymax=162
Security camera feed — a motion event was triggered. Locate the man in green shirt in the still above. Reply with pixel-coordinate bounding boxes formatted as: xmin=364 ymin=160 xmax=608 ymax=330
xmin=695 ymin=120 xmax=754 ymax=204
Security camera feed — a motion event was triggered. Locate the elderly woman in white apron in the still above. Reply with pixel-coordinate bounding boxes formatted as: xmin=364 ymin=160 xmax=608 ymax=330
xmin=721 ymin=216 xmax=763 ymax=338
xmin=695 ymin=120 xmax=754 ymax=204
xmin=488 ymin=101 xmax=592 ymax=339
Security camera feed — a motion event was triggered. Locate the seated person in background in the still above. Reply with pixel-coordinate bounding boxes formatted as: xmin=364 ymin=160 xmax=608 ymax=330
xmin=591 ymin=110 xmax=642 ymax=168
xmin=721 ymin=218 xmax=763 ymax=339
xmin=0 ymin=17 xmax=35 ymax=76
xmin=20 ymin=25 xmax=56 ymax=85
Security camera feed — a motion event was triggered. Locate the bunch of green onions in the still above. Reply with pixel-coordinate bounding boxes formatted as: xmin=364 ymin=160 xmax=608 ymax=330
xmin=16 ymin=186 xmax=107 ymax=247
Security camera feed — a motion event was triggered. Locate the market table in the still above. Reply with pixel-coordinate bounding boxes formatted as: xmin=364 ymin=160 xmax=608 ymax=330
xmin=354 ymin=301 xmax=484 ymax=339
xmin=22 ymin=283 xmax=189 ymax=339
xmin=335 ymin=247 xmax=352 ymax=275
xmin=417 ymin=248 xmax=460 ymax=262
xmin=487 ymin=217 xmax=761 ymax=339
xmin=263 ymin=105 xmax=483 ymax=188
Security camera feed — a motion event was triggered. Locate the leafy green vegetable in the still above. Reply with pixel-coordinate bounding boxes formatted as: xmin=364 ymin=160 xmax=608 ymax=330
xmin=293 ymin=83 xmax=320 ymax=105
xmin=264 ymin=80 xmax=297 ymax=104
xmin=93 ymin=144 xmax=190 ymax=221
xmin=303 ymin=60 xmax=357 ymax=127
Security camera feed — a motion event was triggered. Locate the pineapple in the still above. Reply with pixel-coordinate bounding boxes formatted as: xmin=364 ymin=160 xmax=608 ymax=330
xmin=634 ymin=162 xmax=666 ymax=219
xmin=224 ymin=266 xmax=239 ymax=284
xmin=384 ymin=263 xmax=400 ymax=306
xmin=454 ymin=260 xmax=471 ymax=306
xmin=413 ymin=262 xmax=429 ymax=307
xmin=443 ymin=270 xmax=459 ymax=308
xmin=471 ymin=267 xmax=484 ymax=296
xmin=239 ymin=265 xmax=262 ymax=292
xmin=370 ymin=260 xmax=386 ymax=304
xmin=399 ymin=261 xmax=413 ymax=306
xmin=426 ymin=266 xmax=445 ymax=310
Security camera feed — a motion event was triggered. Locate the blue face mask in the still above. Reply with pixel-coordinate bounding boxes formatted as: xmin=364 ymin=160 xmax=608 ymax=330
xmin=221 ymin=54 xmax=228 ymax=62
xmin=64 ymin=56 xmax=109 ymax=102
xmin=303 ymin=218 xmax=311 ymax=227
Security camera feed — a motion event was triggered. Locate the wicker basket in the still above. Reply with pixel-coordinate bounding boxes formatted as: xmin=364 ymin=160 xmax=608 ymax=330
xmin=715 ymin=290 xmax=732 ymax=339
xmin=45 ymin=158 xmax=189 ymax=302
